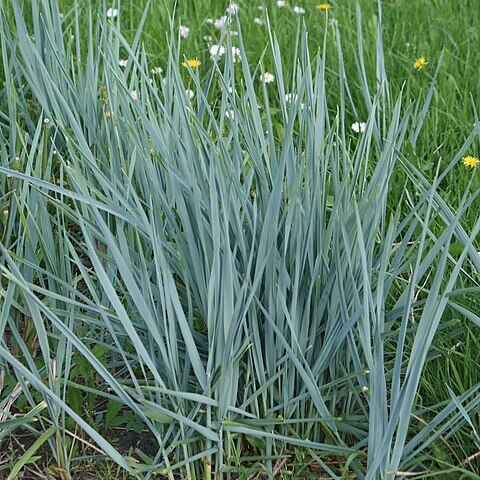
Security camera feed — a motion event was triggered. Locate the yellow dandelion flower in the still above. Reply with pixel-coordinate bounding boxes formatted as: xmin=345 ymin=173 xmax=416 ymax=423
xmin=316 ymin=3 xmax=332 ymax=10
xmin=462 ymin=155 xmax=479 ymax=169
xmin=182 ymin=58 xmax=201 ymax=69
xmin=413 ymin=57 xmax=428 ymax=70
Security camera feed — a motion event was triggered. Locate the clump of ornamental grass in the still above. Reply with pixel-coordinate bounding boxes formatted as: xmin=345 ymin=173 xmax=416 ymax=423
xmin=1 ymin=1 xmax=480 ymax=479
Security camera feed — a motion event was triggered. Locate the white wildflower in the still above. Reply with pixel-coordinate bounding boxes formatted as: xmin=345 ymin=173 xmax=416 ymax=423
xmin=277 ymin=0 xmax=286 ymax=7
xmin=226 ymin=2 xmax=239 ymax=15
xmin=204 ymin=35 xmax=213 ymax=42
xmin=179 ymin=25 xmax=190 ymax=38
xmin=118 ymin=59 xmax=128 ymax=68
xmin=130 ymin=90 xmax=138 ymax=101
xmin=106 ymin=7 xmax=118 ymax=18
xmin=210 ymin=44 xmax=226 ymax=60
xmin=151 ymin=66 xmax=163 ymax=75
xmin=261 ymin=72 xmax=275 ymax=83
xmin=225 ymin=109 xmax=235 ymax=119
xmin=185 ymin=89 xmax=195 ymax=100
xmin=285 ymin=93 xmax=304 ymax=109
xmin=257 ymin=5 xmax=265 ymax=10
xmin=293 ymin=6 xmax=305 ymax=14
xmin=231 ymin=46 xmax=241 ymax=62
xmin=214 ymin=16 xmax=228 ymax=29
xmin=351 ymin=122 xmax=366 ymax=133
xmin=254 ymin=17 xmax=264 ymax=25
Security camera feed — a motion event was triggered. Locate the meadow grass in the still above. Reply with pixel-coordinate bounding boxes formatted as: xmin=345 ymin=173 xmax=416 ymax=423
xmin=3 ymin=0 xmax=479 ymax=216
xmin=1 ymin=0 xmax=480 ymax=478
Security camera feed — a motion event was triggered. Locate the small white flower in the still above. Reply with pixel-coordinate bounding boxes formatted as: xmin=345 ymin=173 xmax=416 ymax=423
xmin=210 ymin=44 xmax=226 ymax=60
xmin=226 ymin=2 xmax=239 ymax=15
xmin=351 ymin=122 xmax=366 ymax=133
xmin=230 ymin=30 xmax=239 ymax=36
xmin=106 ymin=7 xmax=118 ymax=18
xmin=185 ymin=89 xmax=195 ymax=100
xmin=179 ymin=25 xmax=190 ymax=38
xmin=285 ymin=93 xmax=305 ymax=109
xmin=261 ymin=72 xmax=275 ymax=84
xmin=257 ymin=5 xmax=265 ymax=10
xmin=118 ymin=59 xmax=128 ymax=68
xmin=231 ymin=46 xmax=241 ymax=62
xmin=214 ymin=16 xmax=228 ymax=29
xmin=277 ymin=0 xmax=286 ymax=7
xmin=205 ymin=18 xmax=214 ymax=24
xmin=151 ymin=66 xmax=163 ymax=75
xmin=130 ymin=90 xmax=138 ymax=101
xmin=293 ymin=6 xmax=305 ymax=14
xmin=254 ymin=17 xmax=264 ymax=25
xmin=204 ymin=35 xmax=213 ymax=42
xmin=225 ymin=109 xmax=235 ymax=119
xmin=228 ymin=86 xmax=234 ymax=94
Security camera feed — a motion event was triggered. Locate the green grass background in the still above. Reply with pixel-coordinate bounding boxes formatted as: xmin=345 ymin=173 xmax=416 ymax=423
xmin=11 ymin=0 xmax=478 ymax=207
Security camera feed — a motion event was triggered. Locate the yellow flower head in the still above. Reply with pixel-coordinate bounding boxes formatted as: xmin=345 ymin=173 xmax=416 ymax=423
xmin=316 ymin=3 xmax=332 ymax=10
xmin=182 ymin=58 xmax=201 ymax=69
xmin=105 ymin=110 xmax=113 ymax=119
xmin=462 ymin=155 xmax=479 ymax=169
xmin=413 ymin=57 xmax=428 ymax=70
